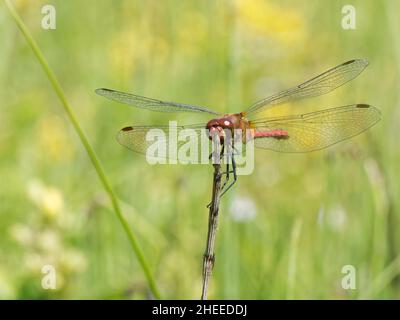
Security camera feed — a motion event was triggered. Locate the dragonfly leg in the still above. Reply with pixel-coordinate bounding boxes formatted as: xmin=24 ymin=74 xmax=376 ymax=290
xmin=221 ymin=170 xmax=235 ymax=174
xmin=220 ymin=150 xmax=237 ymax=198
xmin=219 ymin=139 xmax=233 ymax=194
xmin=209 ymin=142 xmax=224 ymax=162
xmin=220 ymin=162 xmax=230 ymax=192
xmin=220 ymin=144 xmax=238 ymax=175
xmin=206 ymin=143 xmax=226 ymax=208
xmin=207 ymin=161 xmax=235 ymax=208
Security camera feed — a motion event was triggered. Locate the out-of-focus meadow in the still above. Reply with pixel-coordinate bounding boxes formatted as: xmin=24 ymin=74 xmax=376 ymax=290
xmin=0 ymin=0 xmax=399 ymax=299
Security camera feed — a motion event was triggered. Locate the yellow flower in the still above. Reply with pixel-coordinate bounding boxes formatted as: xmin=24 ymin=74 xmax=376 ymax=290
xmin=15 ymin=0 xmax=31 ymax=10
xmin=235 ymin=0 xmax=306 ymax=45
xmin=37 ymin=115 xmax=74 ymax=162
xmin=109 ymin=29 xmax=140 ymax=80
xmin=177 ymin=12 xmax=208 ymax=57
xmin=27 ymin=179 xmax=64 ymax=218
xmin=109 ymin=29 xmax=170 ymax=80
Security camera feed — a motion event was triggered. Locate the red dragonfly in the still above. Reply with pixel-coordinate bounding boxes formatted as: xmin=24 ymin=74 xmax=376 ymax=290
xmin=96 ymin=59 xmax=381 ymax=195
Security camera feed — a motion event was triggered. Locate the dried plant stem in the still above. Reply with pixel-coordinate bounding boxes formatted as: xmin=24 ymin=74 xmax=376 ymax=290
xmin=201 ymin=161 xmax=223 ymax=300
xmin=4 ymin=0 xmax=161 ymax=299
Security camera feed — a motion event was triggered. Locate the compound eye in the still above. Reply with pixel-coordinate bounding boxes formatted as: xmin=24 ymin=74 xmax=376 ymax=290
xmin=224 ymin=120 xmax=231 ymax=126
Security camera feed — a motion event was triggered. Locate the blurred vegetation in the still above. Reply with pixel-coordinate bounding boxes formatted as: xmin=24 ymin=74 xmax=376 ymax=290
xmin=0 ymin=0 xmax=399 ymax=299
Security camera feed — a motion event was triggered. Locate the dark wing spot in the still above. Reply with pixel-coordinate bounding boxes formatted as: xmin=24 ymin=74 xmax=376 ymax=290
xmin=95 ymin=88 xmax=111 ymax=94
xmin=122 ymin=126 xmax=134 ymax=132
xmin=343 ymin=59 xmax=356 ymax=65
xmin=356 ymin=104 xmax=370 ymax=108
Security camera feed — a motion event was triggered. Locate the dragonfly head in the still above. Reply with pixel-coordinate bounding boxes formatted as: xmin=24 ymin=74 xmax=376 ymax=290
xmin=206 ymin=117 xmax=237 ymax=143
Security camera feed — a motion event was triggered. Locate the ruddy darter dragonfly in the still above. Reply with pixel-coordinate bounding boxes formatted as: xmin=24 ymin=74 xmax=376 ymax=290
xmin=96 ymin=59 xmax=381 ymax=196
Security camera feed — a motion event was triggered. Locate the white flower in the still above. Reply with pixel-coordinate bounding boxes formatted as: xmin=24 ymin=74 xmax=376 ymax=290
xmin=60 ymin=249 xmax=87 ymax=273
xmin=318 ymin=203 xmax=348 ymax=231
xmin=37 ymin=229 xmax=61 ymax=253
xmin=327 ymin=204 xmax=347 ymax=231
xmin=229 ymin=196 xmax=257 ymax=222
xmin=9 ymin=224 xmax=34 ymax=246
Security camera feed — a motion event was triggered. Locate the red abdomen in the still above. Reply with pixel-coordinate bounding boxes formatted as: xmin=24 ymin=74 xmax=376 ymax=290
xmin=254 ymin=129 xmax=289 ymax=139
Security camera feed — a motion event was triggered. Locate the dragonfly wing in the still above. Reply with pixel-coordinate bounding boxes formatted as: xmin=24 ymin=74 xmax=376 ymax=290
xmin=96 ymin=88 xmax=220 ymax=115
xmin=116 ymin=124 xmax=211 ymax=159
xmin=245 ymin=59 xmax=369 ymax=116
xmin=250 ymin=104 xmax=381 ymax=153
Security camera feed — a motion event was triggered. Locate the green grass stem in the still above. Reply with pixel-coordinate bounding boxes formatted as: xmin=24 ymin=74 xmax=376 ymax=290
xmin=4 ymin=0 xmax=161 ymax=299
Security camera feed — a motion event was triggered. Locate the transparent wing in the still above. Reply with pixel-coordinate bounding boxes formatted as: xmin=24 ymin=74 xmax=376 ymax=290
xmin=250 ymin=104 xmax=381 ymax=153
xmin=116 ymin=123 xmax=211 ymax=159
xmin=245 ymin=59 xmax=369 ymax=117
xmin=96 ymin=88 xmax=220 ymax=115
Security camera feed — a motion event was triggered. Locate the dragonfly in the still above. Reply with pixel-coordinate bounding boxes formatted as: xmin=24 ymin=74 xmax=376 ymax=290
xmin=96 ymin=59 xmax=381 ymax=196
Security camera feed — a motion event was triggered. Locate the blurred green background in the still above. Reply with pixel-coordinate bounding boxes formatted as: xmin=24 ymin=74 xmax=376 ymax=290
xmin=0 ymin=0 xmax=399 ymax=299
